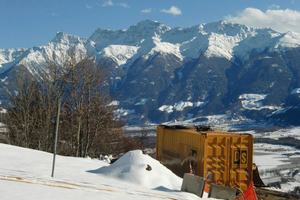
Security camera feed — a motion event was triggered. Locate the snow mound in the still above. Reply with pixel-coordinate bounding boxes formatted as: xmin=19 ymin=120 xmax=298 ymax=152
xmin=94 ymin=150 xmax=182 ymax=190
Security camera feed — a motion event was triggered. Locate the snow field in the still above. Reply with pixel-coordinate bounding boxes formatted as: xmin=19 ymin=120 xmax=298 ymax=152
xmin=0 ymin=143 xmax=216 ymax=200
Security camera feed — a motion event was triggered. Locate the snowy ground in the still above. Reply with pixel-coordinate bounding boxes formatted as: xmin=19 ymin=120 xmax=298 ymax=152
xmin=0 ymin=143 xmax=219 ymax=200
xmin=253 ymin=143 xmax=300 ymax=193
xmin=254 ymin=143 xmax=297 ymax=171
xmin=1 ymin=124 xmax=300 ymax=199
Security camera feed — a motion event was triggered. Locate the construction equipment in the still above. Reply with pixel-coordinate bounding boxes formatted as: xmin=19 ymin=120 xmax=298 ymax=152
xmin=156 ymin=125 xmax=258 ymax=192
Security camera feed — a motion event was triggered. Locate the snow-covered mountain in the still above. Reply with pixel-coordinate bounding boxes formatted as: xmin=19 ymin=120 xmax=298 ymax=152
xmin=2 ymin=19 xmax=300 ymax=125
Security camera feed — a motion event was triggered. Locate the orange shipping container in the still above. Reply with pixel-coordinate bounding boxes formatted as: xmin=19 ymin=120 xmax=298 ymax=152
xmin=156 ymin=125 xmax=254 ymax=191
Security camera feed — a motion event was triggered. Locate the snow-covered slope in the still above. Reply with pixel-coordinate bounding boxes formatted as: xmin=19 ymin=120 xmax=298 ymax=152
xmin=0 ymin=143 xmax=217 ymax=200
xmin=1 ymin=140 xmax=300 ymax=199
xmin=0 ymin=48 xmax=27 ymax=74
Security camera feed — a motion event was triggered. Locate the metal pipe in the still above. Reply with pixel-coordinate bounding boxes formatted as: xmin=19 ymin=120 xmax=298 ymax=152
xmin=51 ymin=99 xmax=61 ymax=177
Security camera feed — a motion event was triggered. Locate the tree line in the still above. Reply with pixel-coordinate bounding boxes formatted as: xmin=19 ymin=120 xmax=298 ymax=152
xmin=0 ymin=52 xmax=152 ymax=158
xmin=254 ymin=136 xmax=300 ymax=149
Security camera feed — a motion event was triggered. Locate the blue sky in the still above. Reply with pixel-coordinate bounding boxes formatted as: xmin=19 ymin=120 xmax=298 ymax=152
xmin=1 ymin=0 xmax=300 ymax=49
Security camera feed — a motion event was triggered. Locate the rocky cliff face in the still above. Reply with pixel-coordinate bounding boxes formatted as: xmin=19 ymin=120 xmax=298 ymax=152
xmin=1 ymin=20 xmax=300 ymax=125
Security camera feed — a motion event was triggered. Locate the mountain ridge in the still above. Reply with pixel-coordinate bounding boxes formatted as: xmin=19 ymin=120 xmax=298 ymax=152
xmin=1 ymin=20 xmax=300 ymax=126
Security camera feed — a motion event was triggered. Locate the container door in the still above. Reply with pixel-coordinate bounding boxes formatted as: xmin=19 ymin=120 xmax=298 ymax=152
xmin=205 ymin=136 xmax=229 ymax=186
xmin=229 ymin=136 xmax=252 ymax=191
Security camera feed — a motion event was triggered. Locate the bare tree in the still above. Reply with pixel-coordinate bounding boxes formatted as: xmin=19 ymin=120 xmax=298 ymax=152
xmin=44 ymin=51 xmax=125 ymax=158
xmin=5 ymin=65 xmax=40 ymax=148
xmin=63 ymin=56 xmax=125 ymax=157
xmin=5 ymin=51 xmax=125 ymax=159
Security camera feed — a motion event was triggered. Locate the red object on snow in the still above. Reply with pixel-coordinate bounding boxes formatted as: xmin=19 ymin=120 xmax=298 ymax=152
xmin=235 ymin=182 xmax=257 ymax=200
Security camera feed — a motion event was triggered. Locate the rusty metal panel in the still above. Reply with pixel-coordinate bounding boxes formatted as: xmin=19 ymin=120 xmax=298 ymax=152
xmin=156 ymin=125 xmax=254 ymax=191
